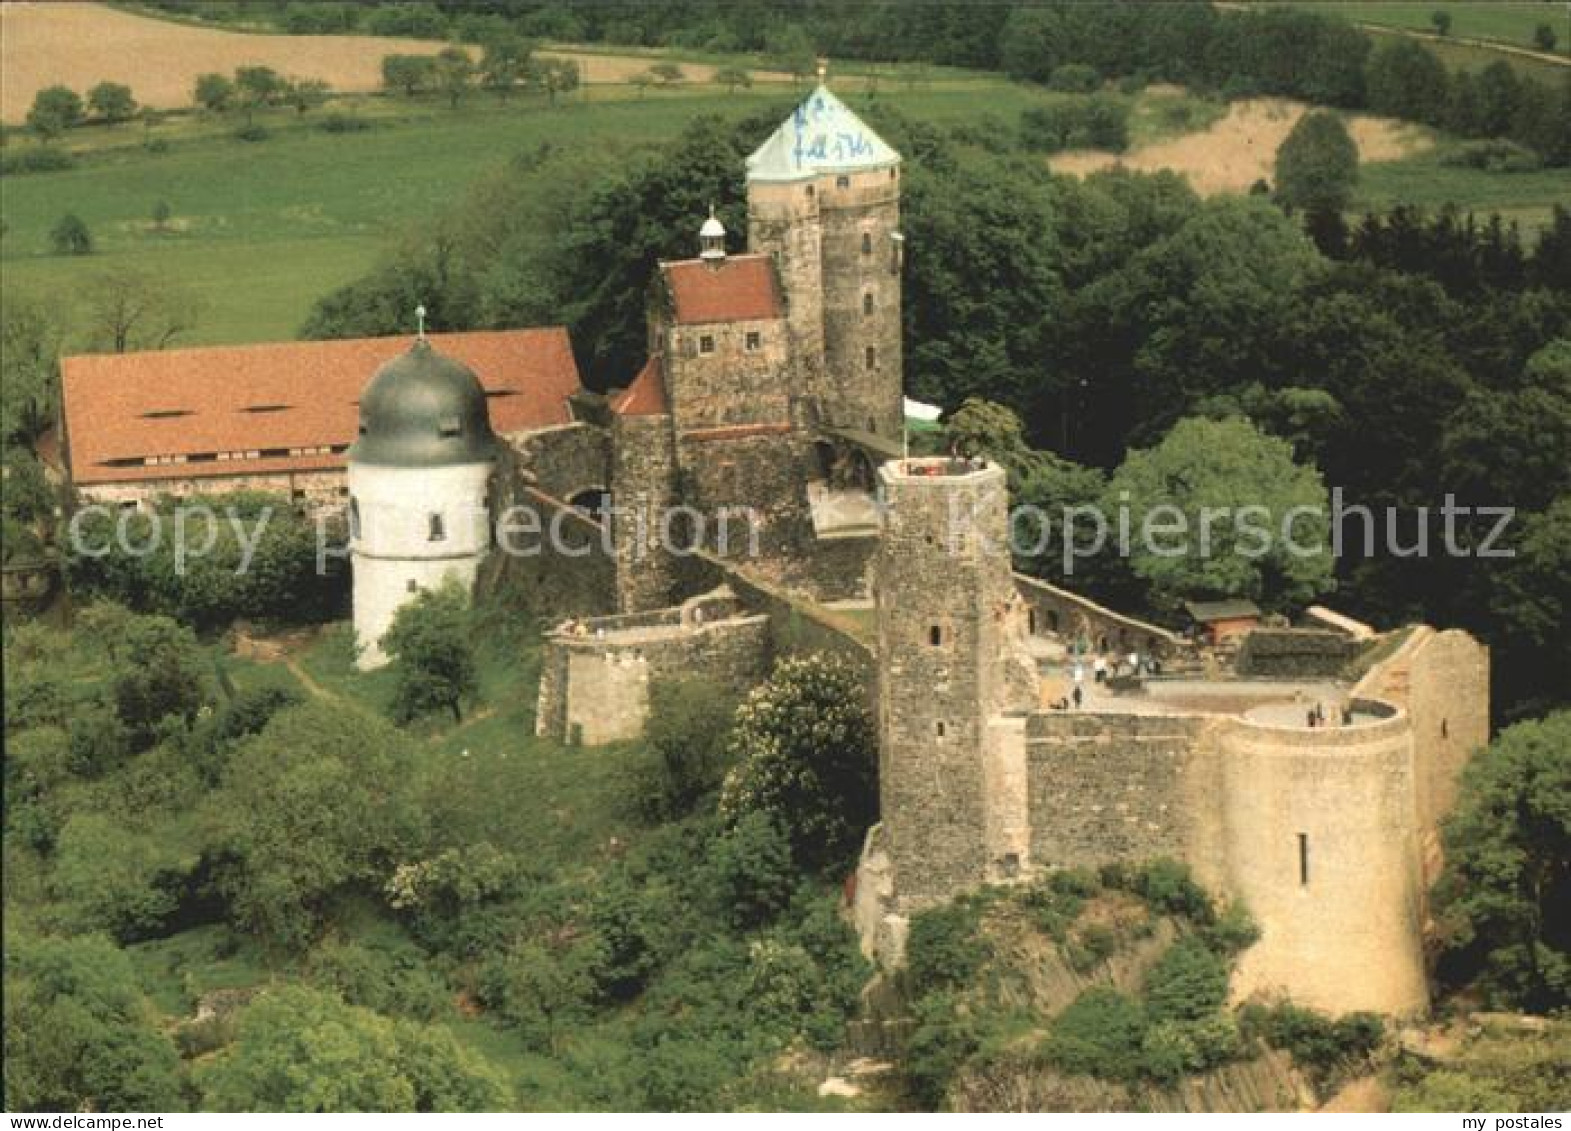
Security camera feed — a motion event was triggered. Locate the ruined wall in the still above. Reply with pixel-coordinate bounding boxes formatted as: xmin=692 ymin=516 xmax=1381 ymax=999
xmin=538 ymin=612 xmax=773 ymax=745
xmin=1014 ymin=574 xmax=1183 ymax=660
xmin=1219 ymin=707 xmax=1429 ymax=1017
xmin=504 ymin=421 xmax=610 ymax=503
xmin=1235 ymin=629 xmax=1359 ymax=679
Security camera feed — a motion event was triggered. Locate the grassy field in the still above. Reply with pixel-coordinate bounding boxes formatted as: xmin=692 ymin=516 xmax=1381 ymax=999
xmin=1302 ymin=2 xmax=1570 ymax=55
xmin=3 ymin=74 xmax=1564 ymax=351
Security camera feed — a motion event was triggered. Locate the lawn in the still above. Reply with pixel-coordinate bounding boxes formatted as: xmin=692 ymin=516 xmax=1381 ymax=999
xmin=1356 ymin=148 xmax=1571 ymax=229
xmin=1300 ymin=2 xmax=1570 ymax=56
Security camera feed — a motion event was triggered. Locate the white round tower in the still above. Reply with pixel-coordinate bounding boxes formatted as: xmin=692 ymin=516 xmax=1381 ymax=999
xmin=347 ymin=336 xmax=498 ymax=670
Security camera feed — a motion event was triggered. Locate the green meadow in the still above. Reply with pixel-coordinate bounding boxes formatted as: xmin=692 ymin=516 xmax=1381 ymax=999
xmin=2 ymin=78 xmax=1564 ymax=350
xmin=1301 ymin=1 xmax=1570 ymax=55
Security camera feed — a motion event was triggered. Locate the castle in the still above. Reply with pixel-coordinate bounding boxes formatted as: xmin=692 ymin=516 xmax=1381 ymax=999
xmin=60 ymin=85 xmax=1492 ymax=1019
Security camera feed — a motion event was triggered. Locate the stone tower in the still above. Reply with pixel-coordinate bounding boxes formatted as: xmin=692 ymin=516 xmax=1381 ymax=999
xmin=746 ymin=86 xmax=904 ymax=439
xmin=348 ymin=338 xmax=498 ymax=669
xmin=875 ymin=457 xmax=1029 ymax=911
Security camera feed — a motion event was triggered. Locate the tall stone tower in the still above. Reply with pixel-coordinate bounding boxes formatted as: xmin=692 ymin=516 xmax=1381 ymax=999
xmin=348 ymin=338 xmax=498 ymax=670
xmin=746 ymin=85 xmax=904 ymax=439
xmin=875 ymin=457 xmax=1027 ymax=911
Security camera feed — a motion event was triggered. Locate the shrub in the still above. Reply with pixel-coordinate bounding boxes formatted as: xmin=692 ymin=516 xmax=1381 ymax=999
xmin=706 ymin=810 xmax=796 ymax=929
xmin=1439 ymin=139 xmax=1544 ymax=172
xmin=1019 ymin=95 xmax=1129 ymax=153
xmin=318 ymin=112 xmax=372 ymax=133
xmin=50 ymin=213 xmax=93 ymax=255
xmin=1201 ymin=901 xmax=1260 ymax=954
xmin=0 ymin=147 xmax=78 ymax=176
xmin=638 ymin=676 xmax=737 ymax=819
xmin=1043 ymin=987 xmax=1149 ymax=1082
xmin=1243 ymin=1001 xmax=1384 ymax=1083
xmin=904 ymin=991 xmax=982 ymax=1108
xmin=906 ymin=898 xmax=989 ymax=995
xmin=1145 ymin=936 xmax=1230 ymax=1023
xmin=1123 ymin=858 xmax=1216 ymax=924
xmin=1048 ymin=63 xmax=1101 ymax=93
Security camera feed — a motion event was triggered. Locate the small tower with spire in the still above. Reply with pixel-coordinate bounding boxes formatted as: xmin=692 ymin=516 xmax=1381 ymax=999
xmin=699 ymin=206 xmax=726 ymax=264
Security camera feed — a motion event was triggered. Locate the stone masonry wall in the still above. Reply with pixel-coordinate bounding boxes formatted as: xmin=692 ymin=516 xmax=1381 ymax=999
xmin=610 ymin=412 xmax=681 ymax=613
xmin=504 ymin=421 xmax=611 ymax=503
xmin=1235 ymin=629 xmax=1359 ymax=679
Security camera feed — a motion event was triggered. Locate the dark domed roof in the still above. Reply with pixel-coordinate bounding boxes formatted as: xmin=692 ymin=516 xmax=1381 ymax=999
xmin=348 ymin=340 xmax=499 ymax=467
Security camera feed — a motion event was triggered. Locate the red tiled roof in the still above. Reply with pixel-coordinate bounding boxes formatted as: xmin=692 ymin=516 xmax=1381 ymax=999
xmin=61 ymin=329 xmax=581 ymax=486
xmin=662 ymin=254 xmax=781 ymax=324
xmin=611 ymin=356 xmax=668 ymax=417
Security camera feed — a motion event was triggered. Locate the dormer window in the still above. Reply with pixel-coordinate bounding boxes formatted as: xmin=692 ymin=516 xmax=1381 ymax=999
xmin=438 ymin=415 xmax=461 ymax=438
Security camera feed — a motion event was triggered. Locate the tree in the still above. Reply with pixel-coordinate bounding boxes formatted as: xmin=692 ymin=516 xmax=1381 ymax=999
xmin=234 ymin=65 xmax=284 ymax=125
xmin=1434 ymin=712 xmax=1570 ymax=1012
xmin=382 ymin=579 xmax=480 ymax=723
xmin=50 ymin=813 xmax=183 ymax=940
xmin=479 ymin=35 xmax=529 ymax=101
xmin=718 ymin=654 xmax=877 ymax=872
xmin=1533 ymin=23 xmax=1557 ymax=52
xmin=638 ymin=676 xmax=737 ymax=818
xmin=211 ymin=701 xmax=428 ymax=950
xmin=706 ymin=810 xmax=796 ymax=928
xmin=1274 ymin=109 xmax=1359 ymax=215
xmin=1365 ymin=39 xmax=1450 ymax=126
xmin=434 ymin=46 xmax=475 ymax=109
xmin=630 ymin=70 xmax=655 ymax=99
xmin=765 ymin=23 xmax=816 ymax=85
xmin=382 ymin=54 xmax=436 ymax=98
xmin=3 ymin=933 xmax=187 ymax=1112
xmin=527 ymin=56 xmax=580 ymax=107
xmin=49 ymin=213 xmax=92 ymax=256
xmin=192 ymin=72 xmax=234 ymax=114
xmin=1430 ymin=10 xmax=1451 ymax=36
xmin=0 ymin=294 xmax=62 ymax=445
xmin=200 ymin=986 xmax=507 ymax=1111
xmin=714 ymin=66 xmax=752 ymax=94
xmin=80 ymin=266 xmax=201 ymax=352
xmin=27 ymin=85 xmax=83 ymax=141
xmin=1104 ymin=415 xmax=1334 ymax=613
xmin=151 ymin=199 xmax=171 ymax=231
xmin=282 ymin=77 xmax=331 ymax=116
xmin=87 ymin=607 xmax=207 ymax=744
xmin=87 ymin=81 xmax=137 ymax=123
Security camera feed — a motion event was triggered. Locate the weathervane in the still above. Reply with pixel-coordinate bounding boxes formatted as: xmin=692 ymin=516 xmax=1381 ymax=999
xmin=415 ymin=304 xmax=427 ymax=342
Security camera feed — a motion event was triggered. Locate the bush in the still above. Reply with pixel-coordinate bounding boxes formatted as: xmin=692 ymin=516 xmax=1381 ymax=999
xmin=318 ymin=112 xmax=372 ymax=133
xmin=1048 ymin=63 xmax=1101 ymax=93
xmin=904 ymin=991 xmax=982 ymax=1108
xmin=1043 ymin=987 xmax=1149 ymax=1082
xmin=50 ymin=212 xmax=93 ymax=255
xmin=1019 ymin=95 xmax=1129 ymax=153
xmin=906 ymin=898 xmax=990 ymax=995
xmin=706 ymin=810 xmax=796 ymax=929
xmin=637 ymin=677 xmax=737 ymax=819
xmin=1439 ymin=139 xmax=1544 ymax=173
xmin=1145 ymin=936 xmax=1230 ymax=1023
xmin=1243 ymin=1001 xmax=1384 ymax=1083
xmin=0 ymin=147 xmax=78 ymax=176
xmin=1121 ymin=858 xmax=1216 ymax=924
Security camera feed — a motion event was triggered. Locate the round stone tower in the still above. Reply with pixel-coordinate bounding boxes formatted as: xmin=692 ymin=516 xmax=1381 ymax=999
xmin=348 ymin=337 xmax=498 ymax=670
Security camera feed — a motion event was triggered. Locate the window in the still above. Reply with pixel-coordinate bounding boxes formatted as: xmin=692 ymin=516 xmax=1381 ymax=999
xmin=407 ymin=579 xmax=419 ymax=593
xmin=1298 ymin=834 xmax=1309 ymax=886
xmin=861 ymin=232 xmax=872 ymax=255
xmin=337 ymin=485 xmax=349 ymax=497
xmin=349 ymin=498 xmax=361 ymax=539
xmin=428 ymin=513 xmax=446 ymax=541
xmin=291 ymin=489 xmax=306 ymax=503
xmin=699 ymin=334 xmax=715 ymax=355
xmin=866 ymin=345 xmax=877 ymax=371
xmin=1028 ymin=609 xmax=1038 ymax=634
xmin=744 ymin=331 xmax=761 ymax=352
xmin=836 ymin=174 xmax=850 ymax=188
xmin=863 ymin=292 xmax=874 ymax=316
xmin=805 ymin=184 xmax=814 ymax=198
xmin=1441 ymin=718 xmax=1449 ymax=738
xmin=929 ymin=624 xmax=943 ymax=647
xmin=935 ymin=721 xmax=946 ymax=738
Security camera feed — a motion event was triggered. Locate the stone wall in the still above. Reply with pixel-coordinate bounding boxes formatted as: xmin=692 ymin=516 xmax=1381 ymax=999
xmin=1235 ymin=629 xmax=1359 ymax=679
xmin=661 ymin=315 xmax=794 ymax=433
xmin=747 ymin=179 xmax=825 ymax=402
xmin=504 ymin=421 xmax=611 ymax=503
xmin=79 ymin=469 xmax=348 ymax=514
xmin=1014 ymin=573 xmax=1184 ymax=660
xmin=1024 ymin=712 xmax=1220 ymax=879
xmin=479 ymin=465 xmax=616 ymax=622
xmin=537 ymin=607 xmax=773 ymax=745
xmin=610 ymin=412 xmax=681 ymax=613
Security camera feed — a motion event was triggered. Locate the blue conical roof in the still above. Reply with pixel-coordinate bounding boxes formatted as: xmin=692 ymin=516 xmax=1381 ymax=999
xmin=746 ymin=85 xmax=901 ymax=183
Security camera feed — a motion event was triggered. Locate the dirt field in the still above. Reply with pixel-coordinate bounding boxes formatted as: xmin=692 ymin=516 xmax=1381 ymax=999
xmin=1051 ymin=98 xmax=1432 ymax=194
xmin=0 ymin=2 xmax=787 ymax=122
